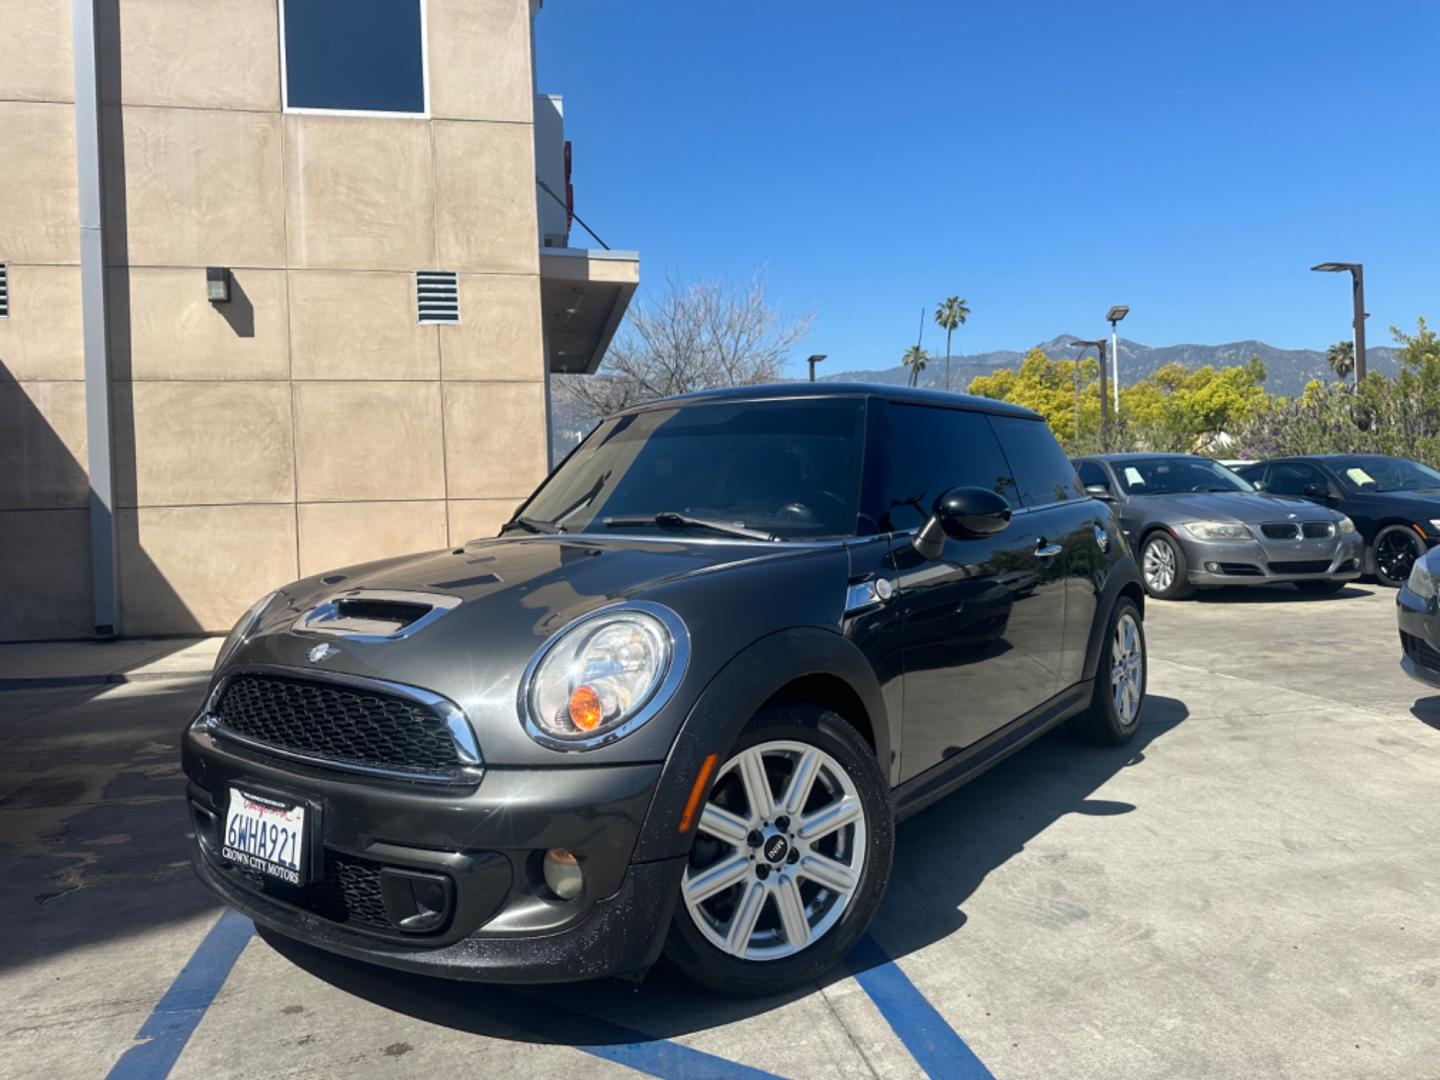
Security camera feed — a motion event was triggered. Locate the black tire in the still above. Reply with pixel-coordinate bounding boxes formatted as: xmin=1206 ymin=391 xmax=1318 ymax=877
xmin=1293 ymin=579 xmax=1347 ymax=595
xmin=1068 ymin=597 xmax=1146 ymax=746
xmin=1371 ymin=524 xmax=1425 ymax=588
xmin=663 ymin=704 xmax=894 ymax=997
xmin=1140 ymin=531 xmax=1194 ymax=600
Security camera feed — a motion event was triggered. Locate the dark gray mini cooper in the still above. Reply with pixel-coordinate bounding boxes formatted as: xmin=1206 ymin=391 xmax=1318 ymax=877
xmin=183 ymin=383 xmax=1147 ymax=996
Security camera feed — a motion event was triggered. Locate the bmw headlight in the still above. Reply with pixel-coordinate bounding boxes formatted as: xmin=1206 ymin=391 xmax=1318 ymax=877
xmin=214 ymin=591 xmax=283 ymax=672
xmin=1408 ymin=558 xmax=1438 ymax=600
xmin=1338 ymin=516 xmax=1357 ymax=536
xmin=521 ymin=605 xmax=687 ymax=748
xmin=1429 ymin=519 xmax=1440 ymax=537
xmin=1183 ymin=521 xmax=1252 ymax=541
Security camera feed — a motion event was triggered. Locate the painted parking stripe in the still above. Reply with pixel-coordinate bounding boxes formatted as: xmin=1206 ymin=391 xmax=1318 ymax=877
xmin=845 ymin=935 xmax=994 ymax=1080
xmin=106 ymin=909 xmax=255 ymax=1080
xmin=107 ymin=909 xmax=781 ymax=1080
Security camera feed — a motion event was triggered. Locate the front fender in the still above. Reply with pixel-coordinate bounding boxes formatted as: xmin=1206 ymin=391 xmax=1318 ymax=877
xmin=631 ymin=626 xmax=889 ymax=863
xmin=1082 ymin=550 xmax=1144 ymax=683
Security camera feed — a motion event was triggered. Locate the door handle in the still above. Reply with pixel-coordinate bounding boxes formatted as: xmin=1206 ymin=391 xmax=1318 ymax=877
xmin=1036 ymin=540 xmax=1062 ymax=558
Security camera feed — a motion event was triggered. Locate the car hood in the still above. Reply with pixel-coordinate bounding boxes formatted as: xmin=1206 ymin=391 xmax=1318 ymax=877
xmin=221 ymin=534 xmax=846 ymax=762
xmin=1132 ymin=491 xmax=1342 ymax=524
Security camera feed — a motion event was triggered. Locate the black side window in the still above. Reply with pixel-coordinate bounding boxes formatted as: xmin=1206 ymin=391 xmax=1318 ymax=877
xmin=1265 ymin=463 xmax=1323 ymax=496
xmin=988 ymin=415 xmax=1084 ymax=507
xmin=1077 ymin=461 xmax=1110 ymax=489
xmin=869 ymin=404 xmax=1019 ymax=532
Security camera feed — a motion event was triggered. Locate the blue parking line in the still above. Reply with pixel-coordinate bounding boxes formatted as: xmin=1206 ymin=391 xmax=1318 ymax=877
xmin=846 ymin=934 xmax=994 ymax=1080
xmin=105 ymin=908 xmax=779 ymax=1080
xmin=106 ymin=908 xmax=255 ymax=1080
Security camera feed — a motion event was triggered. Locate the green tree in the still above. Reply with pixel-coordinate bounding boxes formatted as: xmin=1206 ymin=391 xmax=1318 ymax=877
xmin=1391 ymin=316 xmax=1440 ymax=370
xmin=933 ymin=297 xmax=971 ymax=391
xmin=902 ymin=345 xmax=930 ymax=387
xmin=1325 ymin=340 xmax=1354 ymax=382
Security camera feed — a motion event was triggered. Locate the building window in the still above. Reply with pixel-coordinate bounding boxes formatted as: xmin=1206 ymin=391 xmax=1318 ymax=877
xmin=280 ymin=0 xmax=428 ymax=116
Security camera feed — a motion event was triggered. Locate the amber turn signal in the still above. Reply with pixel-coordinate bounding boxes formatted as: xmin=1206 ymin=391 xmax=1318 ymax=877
xmin=568 ymin=685 xmax=604 ymax=731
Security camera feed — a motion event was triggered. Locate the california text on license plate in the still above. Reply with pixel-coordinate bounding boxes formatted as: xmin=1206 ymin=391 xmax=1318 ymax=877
xmin=222 ymin=787 xmax=307 ymax=885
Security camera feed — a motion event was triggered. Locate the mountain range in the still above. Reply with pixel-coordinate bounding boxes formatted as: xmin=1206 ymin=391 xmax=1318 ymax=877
xmin=824 ymin=335 xmax=1401 ymax=398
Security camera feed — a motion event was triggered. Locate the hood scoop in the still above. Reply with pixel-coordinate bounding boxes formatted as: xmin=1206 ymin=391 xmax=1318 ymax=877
xmin=294 ymin=589 xmax=461 ymax=641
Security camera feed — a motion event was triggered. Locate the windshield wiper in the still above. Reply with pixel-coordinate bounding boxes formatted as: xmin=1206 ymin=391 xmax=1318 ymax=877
xmin=601 ymin=512 xmax=779 ymax=542
xmin=502 ymin=515 xmax=565 ymax=535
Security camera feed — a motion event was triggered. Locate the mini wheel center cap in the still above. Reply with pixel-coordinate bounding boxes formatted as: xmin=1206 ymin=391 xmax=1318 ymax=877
xmin=762 ymin=834 xmax=790 ymax=864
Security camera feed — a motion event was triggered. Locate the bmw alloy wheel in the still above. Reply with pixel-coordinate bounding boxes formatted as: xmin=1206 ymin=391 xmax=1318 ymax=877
xmin=681 ymin=740 xmax=867 ymax=961
xmin=1142 ymin=538 xmax=1176 ymax=593
xmin=1111 ymin=611 xmax=1144 ymax=726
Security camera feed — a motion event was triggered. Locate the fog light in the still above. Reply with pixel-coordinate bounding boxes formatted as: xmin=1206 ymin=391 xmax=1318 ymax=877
xmin=543 ymin=848 xmax=583 ymax=900
xmin=1205 ymin=562 xmax=1222 ymax=573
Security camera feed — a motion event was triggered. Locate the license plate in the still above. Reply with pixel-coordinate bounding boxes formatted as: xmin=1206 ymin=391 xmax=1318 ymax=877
xmin=222 ymin=787 xmax=307 ymax=885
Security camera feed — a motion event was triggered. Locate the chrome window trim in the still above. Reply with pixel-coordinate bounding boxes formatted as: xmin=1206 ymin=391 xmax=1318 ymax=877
xmin=516 ymin=600 xmax=691 ymax=752
xmin=200 ymin=666 xmax=481 ymax=784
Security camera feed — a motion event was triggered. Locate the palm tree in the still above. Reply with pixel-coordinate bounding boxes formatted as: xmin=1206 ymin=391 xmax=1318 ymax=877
xmin=902 ymin=345 xmax=930 ymax=387
xmin=933 ymin=297 xmax=971 ymax=390
xmin=1326 ymin=340 xmax=1355 ymax=382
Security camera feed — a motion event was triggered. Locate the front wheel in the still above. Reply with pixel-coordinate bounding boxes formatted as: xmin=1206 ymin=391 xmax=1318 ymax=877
xmin=663 ymin=705 xmax=893 ymax=997
xmin=1141 ymin=532 xmax=1194 ymax=600
xmin=1372 ymin=525 xmax=1425 ymax=588
xmin=1068 ymin=597 xmax=1146 ymax=745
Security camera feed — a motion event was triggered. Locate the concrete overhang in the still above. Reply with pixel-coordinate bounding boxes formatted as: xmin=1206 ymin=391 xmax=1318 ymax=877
xmin=540 ymin=247 xmax=639 ymax=374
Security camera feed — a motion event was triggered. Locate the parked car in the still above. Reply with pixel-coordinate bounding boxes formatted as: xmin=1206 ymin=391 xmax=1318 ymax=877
xmin=1073 ymin=453 xmax=1362 ymax=600
xmin=1398 ymin=547 xmax=1440 ymax=689
xmin=1236 ymin=455 xmax=1440 ymax=588
xmin=183 ymin=384 xmax=1147 ymax=996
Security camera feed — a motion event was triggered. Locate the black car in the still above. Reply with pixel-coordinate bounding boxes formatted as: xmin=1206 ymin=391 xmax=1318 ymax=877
xmin=182 ymin=383 xmax=1146 ymax=996
xmin=1237 ymin=455 xmax=1440 ymax=587
xmin=1397 ymin=547 xmax=1440 ymax=688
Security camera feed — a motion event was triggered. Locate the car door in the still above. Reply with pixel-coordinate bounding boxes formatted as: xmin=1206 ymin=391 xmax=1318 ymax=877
xmin=1262 ymin=460 xmax=1331 ymax=503
xmin=992 ymin=415 xmax=1100 ymax=690
xmin=867 ymin=402 xmax=1067 ymax=781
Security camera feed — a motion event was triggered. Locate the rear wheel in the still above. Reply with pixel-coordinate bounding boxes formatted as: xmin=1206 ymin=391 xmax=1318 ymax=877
xmin=664 ymin=704 xmax=893 ymax=996
xmin=1140 ymin=532 xmax=1194 ymax=600
xmin=1068 ymin=597 xmax=1146 ymax=745
xmin=1372 ymin=525 xmax=1424 ymax=588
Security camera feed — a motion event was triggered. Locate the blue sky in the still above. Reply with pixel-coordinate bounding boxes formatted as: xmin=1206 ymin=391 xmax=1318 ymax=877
xmin=535 ymin=1 xmax=1439 ymax=378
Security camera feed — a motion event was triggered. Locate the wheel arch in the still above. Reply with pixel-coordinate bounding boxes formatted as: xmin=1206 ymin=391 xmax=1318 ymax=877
xmin=632 ymin=626 xmax=890 ymax=862
xmin=1081 ymin=554 xmax=1146 ymax=683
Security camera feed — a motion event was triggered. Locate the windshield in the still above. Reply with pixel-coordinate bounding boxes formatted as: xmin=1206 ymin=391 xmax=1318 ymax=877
xmin=516 ymin=398 xmax=866 ymax=539
xmin=1111 ymin=457 xmax=1253 ymax=496
xmin=1328 ymin=456 xmax=1440 ymax=493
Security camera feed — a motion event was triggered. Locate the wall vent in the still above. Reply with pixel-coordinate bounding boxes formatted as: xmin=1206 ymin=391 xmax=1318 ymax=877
xmin=0 ymin=263 xmax=9 ymax=318
xmin=415 ymin=270 xmax=459 ymax=325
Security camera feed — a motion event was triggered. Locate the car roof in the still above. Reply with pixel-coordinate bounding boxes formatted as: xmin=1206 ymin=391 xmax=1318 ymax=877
xmin=617 ymin=381 xmax=1041 ymax=420
xmin=1075 ymin=452 xmax=1212 ymax=462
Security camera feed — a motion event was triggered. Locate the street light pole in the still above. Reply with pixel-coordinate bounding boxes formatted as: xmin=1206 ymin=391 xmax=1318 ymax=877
xmin=1074 ymin=338 xmax=1109 ymax=441
xmin=806 ymin=354 xmax=827 ymax=383
xmin=1105 ymin=305 xmax=1129 ymax=414
xmin=1310 ymin=263 xmax=1366 ymax=383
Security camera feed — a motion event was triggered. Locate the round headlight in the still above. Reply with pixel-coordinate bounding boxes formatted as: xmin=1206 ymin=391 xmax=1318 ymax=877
xmin=522 ymin=607 xmax=684 ymax=747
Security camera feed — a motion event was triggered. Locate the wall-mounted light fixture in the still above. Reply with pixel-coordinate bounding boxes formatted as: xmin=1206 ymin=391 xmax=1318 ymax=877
xmin=206 ymin=266 xmax=230 ymax=304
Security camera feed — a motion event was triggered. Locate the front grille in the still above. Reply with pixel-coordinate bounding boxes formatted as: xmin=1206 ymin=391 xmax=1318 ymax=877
xmin=1268 ymin=560 xmax=1332 ymax=574
xmin=213 ymin=674 xmax=463 ymax=776
xmin=1261 ymin=523 xmax=1301 ymax=540
xmin=1302 ymin=521 xmax=1335 ymax=539
xmin=261 ymin=850 xmax=391 ymax=929
xmin=1403 ymin=632 xmax=1440 ymax=672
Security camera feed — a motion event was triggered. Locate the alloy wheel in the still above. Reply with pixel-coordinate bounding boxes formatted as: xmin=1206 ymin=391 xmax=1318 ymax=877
xmin=682 ymin=740 xmax=867 ymax=961
xmin=1376 ymin=529 xmax=1421 ymax=586
xmin=1111 ymin=612 xmax=1144 ymax=726
xmin=1143 ymin=539 xmax=1176 ymax=592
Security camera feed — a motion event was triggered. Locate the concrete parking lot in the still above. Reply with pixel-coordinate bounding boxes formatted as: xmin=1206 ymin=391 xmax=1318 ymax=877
xmin=3 ymin=584 xmax=1438 ymax=1079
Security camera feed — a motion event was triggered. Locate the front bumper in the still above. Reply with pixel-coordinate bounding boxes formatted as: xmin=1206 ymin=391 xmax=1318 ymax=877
xmin=182 ymin=723 xmax=685 ymax=983
xmin=1176 ymin=532 xmax=1363 ymax=586
xmin=1397 ymin=585 xmax=1440 ymax=690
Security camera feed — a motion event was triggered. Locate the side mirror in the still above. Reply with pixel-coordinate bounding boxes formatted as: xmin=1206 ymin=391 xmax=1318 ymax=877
xmin=913 ymin=486 xmax=1012 ymax=560
xmin=1085 ymin=484 xmax=1115 ymax=502
xmin=1303 ymin=484 xmax=1330 ymax=499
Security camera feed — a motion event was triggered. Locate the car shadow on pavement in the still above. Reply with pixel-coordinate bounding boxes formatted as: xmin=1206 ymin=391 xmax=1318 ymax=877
xmin=261 ymin=694 xmax=1189 ymax=1046
xmin=1191 ymin=584 xmax=1375 ymax=604
xmin=1409 ymin=697 xmax=1440 ymax=731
